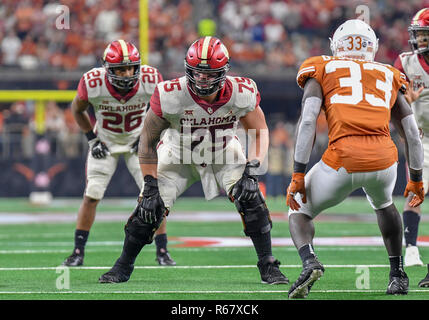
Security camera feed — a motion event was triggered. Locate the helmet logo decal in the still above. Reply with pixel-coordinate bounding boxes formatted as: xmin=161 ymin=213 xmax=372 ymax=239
xmin=200 ymin=36 xmax=212 ymax=64
xmin=118 ymin=39 xmax=130 ymax=62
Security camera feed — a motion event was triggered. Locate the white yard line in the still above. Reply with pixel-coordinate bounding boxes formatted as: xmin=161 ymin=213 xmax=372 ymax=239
xmin=0 ymin=247 xmax=388 ymax=254
xmin=0 ymin=289 xmax=427 ymax=294
xmin=0 ymin=264 xmax=391 ymax=271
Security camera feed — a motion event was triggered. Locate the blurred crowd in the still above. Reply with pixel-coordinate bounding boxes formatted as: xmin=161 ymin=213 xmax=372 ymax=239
xmin=0 ymin=0 xmax=428 ymax=72
xmin=0 ymin=0 xmax=421 ymax=197
xmin=0 ymin=100 xmax=84 ymax=160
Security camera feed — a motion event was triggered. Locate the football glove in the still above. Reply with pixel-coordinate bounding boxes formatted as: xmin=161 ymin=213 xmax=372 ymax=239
xmin=130 ymin=137 xmax=140 ymax=154
xmin=231 ymin=159 xmax=261 ymax=202
xmin=137 ymin=175 xmax=166 ymax=227
xmin=404 ymin=180 xmax=425 ymax=208
xmin=89 ymin=138 xmax=110 ymax=159
xmin=286 ymin=172 xmax=306 ymax=211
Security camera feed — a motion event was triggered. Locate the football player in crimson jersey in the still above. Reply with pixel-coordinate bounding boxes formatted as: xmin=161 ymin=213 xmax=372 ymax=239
xmin=394 ymin=9 xmax=429 ymax=278
xmin=286 ymin=19 xmax=424 ymax=298
xmin=62 ymin=40 xmax=176 ymax=267
xmin=98 ymin=36 xmax=289 ymax=285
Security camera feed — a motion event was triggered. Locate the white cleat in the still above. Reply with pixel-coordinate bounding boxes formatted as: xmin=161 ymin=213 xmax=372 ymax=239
xmin=404 ymin=245 xmax=424 ymax=267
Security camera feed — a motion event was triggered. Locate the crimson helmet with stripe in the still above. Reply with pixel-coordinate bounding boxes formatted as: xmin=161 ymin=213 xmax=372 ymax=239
xmin=409 ymin=8 xmax=429 ymax=54
xmin=102 ymin=40 xmax=141 ymax=90
xmin=184 ymin=36 xmax=230 ymax=96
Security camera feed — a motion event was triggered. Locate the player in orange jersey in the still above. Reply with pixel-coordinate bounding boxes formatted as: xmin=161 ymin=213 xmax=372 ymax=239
xmin=286 ymin=19 xmax=425 ymax=298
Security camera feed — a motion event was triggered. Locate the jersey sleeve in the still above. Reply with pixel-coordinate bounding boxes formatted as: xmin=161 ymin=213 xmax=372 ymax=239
xmin=248 ymin=78 xmax=261 ymax=109
xmin=296 ymin=56 xmax=325 ymax=89
xmin=255 ymin=90 xmax=261 ymax=109
xmin=157 ymin=71 xmax=164 ymax=83
xmin=141 ymin=65 xmax=163 ymax=94
xmin=150 ymin=85 xmax=163 ymax=118
xmin=232 ymin=77 xmax=261 ymax=116
xmin=77 ymin=75 xmax=88 ymax=101
xmin=392 ymin=66 xmax=408 ymax=94
xmin=394 ymin=56 xmax=405 ymax=75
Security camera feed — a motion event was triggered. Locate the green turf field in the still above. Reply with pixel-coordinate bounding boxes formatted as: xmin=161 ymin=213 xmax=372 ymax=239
xmin=0 ymin=196 xmax=428 ymax=302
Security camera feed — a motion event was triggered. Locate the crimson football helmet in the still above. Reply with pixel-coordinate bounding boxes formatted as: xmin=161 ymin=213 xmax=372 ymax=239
xmin=185 ymin=36 xmax=230 ymax=96
xmin=409 ymin=8 xmax=429 ymax=54
xmin=102 ymin=39 xmax=141 ymax=90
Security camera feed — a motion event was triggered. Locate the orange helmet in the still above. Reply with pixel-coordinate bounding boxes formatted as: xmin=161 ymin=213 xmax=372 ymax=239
xmin=409 ymin=8 xmax=429 ymax=54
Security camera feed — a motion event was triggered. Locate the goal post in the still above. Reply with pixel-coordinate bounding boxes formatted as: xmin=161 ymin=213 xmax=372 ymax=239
xmin=139 ymin=0 xmax=149 ymax=65
xmin=0 ymin=90 xmax=77 ymax=204
xmin=0 ymin=90 xmax=76 ymax=134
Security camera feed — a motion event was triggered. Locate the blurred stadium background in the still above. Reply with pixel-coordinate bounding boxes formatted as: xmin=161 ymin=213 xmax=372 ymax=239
xmin=2 ymin=0 xmax=429 ymax=302
xmin=0 ymin=0 xmax=423 ymax=200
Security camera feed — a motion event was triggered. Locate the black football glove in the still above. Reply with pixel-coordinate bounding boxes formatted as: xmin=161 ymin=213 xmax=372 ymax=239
xmin=89 ymin=138 xmax=110 ymax=159
xmin=136 ymin=175 xmax=166 ymax=227
xmin=230 ymin=159 xmax=261 ymax=202
xmin=130 ymin=137 xmax=140 ymax=154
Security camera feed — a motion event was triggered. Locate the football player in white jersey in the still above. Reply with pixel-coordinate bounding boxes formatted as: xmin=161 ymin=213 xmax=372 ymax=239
xmin=98 ymin=36 xmax=289 ymax=285
xmin=62 ymin=40 xmax=176 ymax=267
xmin=394 ymin=9 xmax=429 ymax=272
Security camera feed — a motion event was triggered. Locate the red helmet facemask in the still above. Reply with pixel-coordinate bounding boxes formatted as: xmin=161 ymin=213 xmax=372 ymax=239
xmin=409 ymin=8 xmax=429 ymax=55
xmin=102 ymin=40 xmax=141 ymax=90
xmin=184 ymin=37 xmax=230 ymax=96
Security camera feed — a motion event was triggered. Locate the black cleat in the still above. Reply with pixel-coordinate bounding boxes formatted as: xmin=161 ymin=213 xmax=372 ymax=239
xmin=418 ymin=265 xmax=429 ymax=288
xmin=156 ymin=251 xmax=176 ymax=266
xmin=99 ymin=261 xmax=134 ymax=283
xmin=288 ymin=257 xmax=324 ymax=299
xmin=62 ymin=251 xmax=84 ymax=266
xmin=386 ymin=270 xmax=409 ymax=295
xmin=257 ymin=256 xmax=289 ymax=285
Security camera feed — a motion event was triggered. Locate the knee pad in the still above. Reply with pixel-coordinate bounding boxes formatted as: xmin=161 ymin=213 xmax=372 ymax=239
xmin=233 ymin=191 xmax=272 ymax=237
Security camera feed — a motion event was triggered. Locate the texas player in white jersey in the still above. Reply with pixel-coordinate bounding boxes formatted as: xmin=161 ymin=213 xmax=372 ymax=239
xmin=62 ymin=40 xmax=176 ymax=268
xmin=99 ymin=37 xmax=289 ymax=285
xmin=394 ymin=8 xmax=429 ymax=270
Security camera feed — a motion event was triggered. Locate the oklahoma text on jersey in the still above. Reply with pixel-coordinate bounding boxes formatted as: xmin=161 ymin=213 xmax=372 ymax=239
xmin=150 ymin=75 xmax=263 ymax=165
xmin=77 ymin=65 xmax=162 ymax=153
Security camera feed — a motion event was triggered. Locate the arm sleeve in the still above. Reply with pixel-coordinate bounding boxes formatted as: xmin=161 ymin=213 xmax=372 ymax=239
xmin=294 ymin=96 xmax=322 ymax=164
xmin=401 ymin=114 xmax=423 ymax=170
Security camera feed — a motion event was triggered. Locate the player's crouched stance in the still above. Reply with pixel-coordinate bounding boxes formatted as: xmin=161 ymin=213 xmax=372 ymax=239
xmin=286 ymin=20 xmax=425 ymax=298
xmin=99 ymin=36 xmax=288 ymax=285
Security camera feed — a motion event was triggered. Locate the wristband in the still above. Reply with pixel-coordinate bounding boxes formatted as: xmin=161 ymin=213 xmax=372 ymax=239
xmin=85 ymin=130 xmax=97 ymax=141
xmin=294 ymin=161 xmax=307 ymax=174
xmin=410 ymin=171 xmax=423 ymax=183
